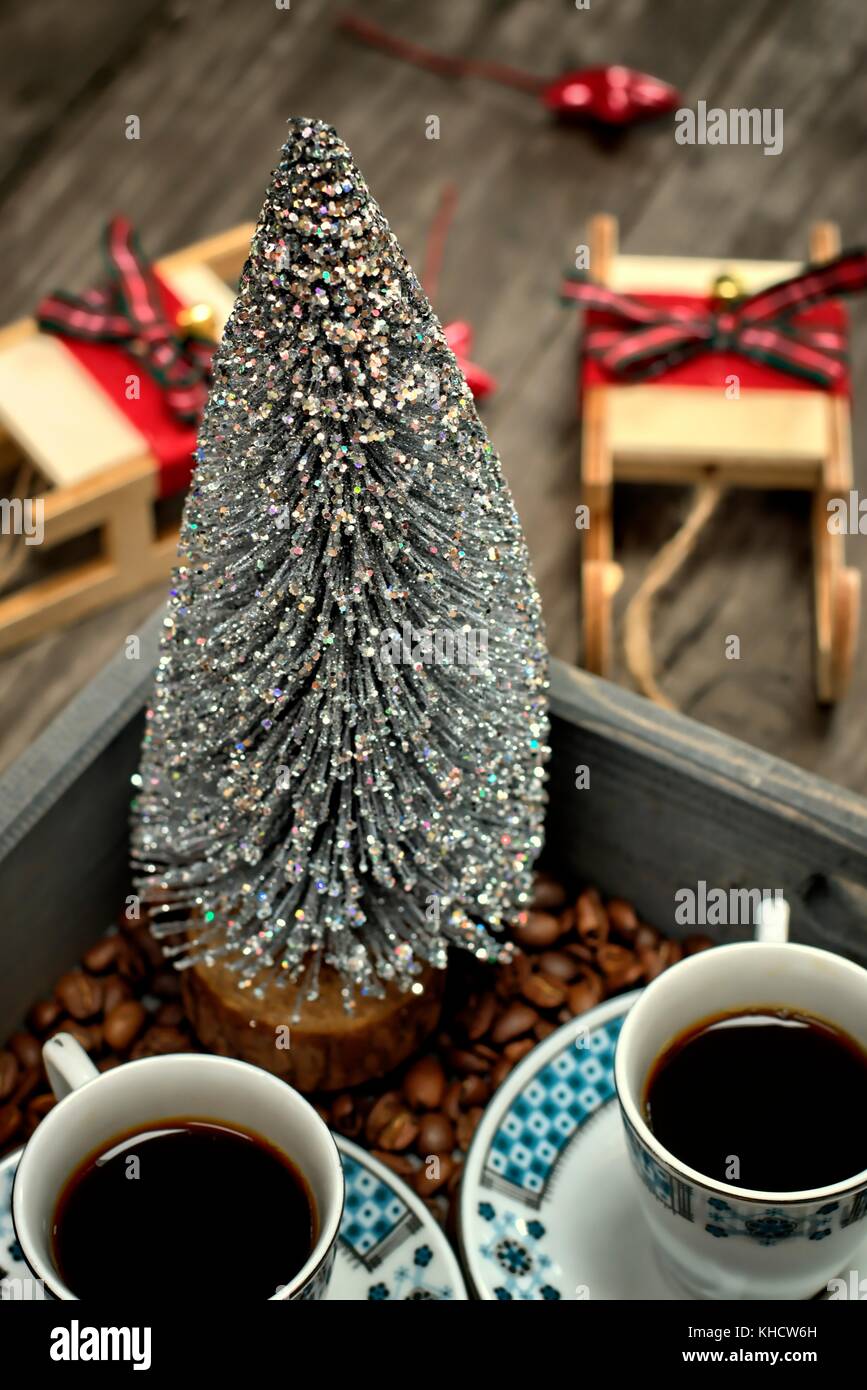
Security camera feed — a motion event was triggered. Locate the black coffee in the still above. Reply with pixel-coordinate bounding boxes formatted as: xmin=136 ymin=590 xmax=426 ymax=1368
xmin=52 ymin=1119 xmax=316 ymax=1300
xmin=644 ymin=1007 xmax=867 ymax=1192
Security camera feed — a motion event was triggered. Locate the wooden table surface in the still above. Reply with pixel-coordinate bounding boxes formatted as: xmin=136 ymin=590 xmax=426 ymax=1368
xmin=1 ymin=0 xmax=866 ymax=791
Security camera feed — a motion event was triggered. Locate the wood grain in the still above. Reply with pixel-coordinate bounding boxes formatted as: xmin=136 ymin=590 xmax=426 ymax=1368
xmin=0 ymin=0 xmax=866 ymax=791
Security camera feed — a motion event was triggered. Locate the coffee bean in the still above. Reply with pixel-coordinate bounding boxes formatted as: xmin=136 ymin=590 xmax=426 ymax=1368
xmin=26 ymin=1093 xmax=56 ymax=1126
xmin=491 ymin=1002 xmax=538 ymax=1045
xmin=154 ymin=1001 xmax=185 ymax=1027
xmin=0 ymin=1104 xmax=22 ymax=1148
xmin=558 ymin=906 xmax=576 ymax=936
xmin=443 ymin=1081 xmax=462 ymax=1123
xmin=530 ymin=873 xmax=567 ymax=912
xmin=81 ymin=936 xmax=120 ymax=974
xmin=102 ymin=975 xmax=134 ymax=1015
xmin=537 ymin=950 xmax=578 ymax=983
xmin=447 ymin=1048 xmax=490 ymax=1076
xmin=635 ymin=924 xmax=660 ymax=951
xmin=403 ymin=1055 xmax=446 ymax=1110
xmin=0 ymin=1051 xmax=19 ymax=1101
xmin=129 ymin=1025 xmax=191 ymax=1059
xmin=447 ymin=1159 xmax=464 ymax=1197
xmin=371 ymin=1150 xmax=415 ymax=1177
xmin=331 ymin=1094 xmax=361 ymax=1138
xmin=514 ymin=911 xmax=561 ymax=950
xmin=597 ymin=944 xmax=632 ymax=975
xmin=459 ymin=1074 xmax=491 ymax=1107
xmin=491 ymin=1057 xmax=512 ymax=1088
xmin=495 ymin=952 xmax=531 ymax=998
xmin=566 ymin=972 xmax=603 ymax=1015
xmin=417 ymin=1112 xmax=455 ymax=1155
xmin=121 ymin=920 xmax=165 ymax=970
xmin=117 ymin=941 xmax=148 ymax=985
xmin=56 ymin=971 xmax=102 ymax=1021
xmin=638 ymin=946 xmax=665 ymax=982
xmin=597 ymin=944 xmax=642 ymax=988
xmin=414 ymin=1153 xmax=456 ymax=1198
xmin=606 ymin=899 xmax=639 ymax=937
xmin=378 ymin=1110 xmax=419 ymax=1152
xmin=683 ymin=934 xmax=714 ymax=955
xmin=461 ymin=993 xmax=496 ymax=1041
xmin=661 ymin=939 xmax=684 ymax=967
xmin=456 ymin=1107 xmax=483 ymax=1151
xmin=103 ymin=1000 xmax=146 ymax=1052
xmin=11 ymin=1065 xmax=41 ymax=1105
xmin=9 ymin=1031 xmax=41 ymax=1070
xmin=97 ymin=1056 xmax=122 ymax=1072
xmin=28 ymin=999 xmax=63 ymax=1035
xmin=365 ymin=1091 xmax=404 ymax=1144
xmin=534 ymin=1019 xmax=557 ymax=1041
xmin=49 ymin=1021 xmax=100 ymax=1055
xmin=503 ymin=1038 xmax=535 ymax=1062
xmin=576 ymin=890 xmax=608 ymax=946
xmin=472 ymin=1043 xmax=498 ymax=1063
xmin=565 ymin=941 xmax=595 ymax=964
xmin=522 ymin=972 xmax=566 ymax=1010
xmin=152 ymin=969 xmax=182 ymax=1000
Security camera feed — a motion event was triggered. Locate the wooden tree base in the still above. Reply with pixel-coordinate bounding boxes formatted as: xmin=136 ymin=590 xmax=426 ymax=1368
xmin=181 ymin=956 xmax=446 ymax=1093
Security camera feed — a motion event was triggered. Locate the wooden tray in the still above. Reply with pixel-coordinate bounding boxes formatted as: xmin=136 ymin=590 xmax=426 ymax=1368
xmin=0 ymin=618 xmax=865 ymax=1040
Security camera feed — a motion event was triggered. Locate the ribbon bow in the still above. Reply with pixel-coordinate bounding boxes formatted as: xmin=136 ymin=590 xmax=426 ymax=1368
xmin=37 ymin=216 xmax=213 ymax=424
xmin=562 ymin=249 xmax=867 ymax=388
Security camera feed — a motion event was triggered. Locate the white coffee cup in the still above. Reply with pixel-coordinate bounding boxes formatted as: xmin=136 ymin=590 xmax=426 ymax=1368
xmin=615 ymin=901 xmax=867 ymax=1300
xmin=12 ymin=1035 xmax=344 ymax=1301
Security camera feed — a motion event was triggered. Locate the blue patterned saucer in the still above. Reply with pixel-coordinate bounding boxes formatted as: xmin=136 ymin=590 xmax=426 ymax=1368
xmin=458 ymin=992 xmax=654 ymax=1300
xmin=0 ymin=1134 xmax=466 ymax=1301
xmin=458 ymin=991 xmax=867 ymax=1300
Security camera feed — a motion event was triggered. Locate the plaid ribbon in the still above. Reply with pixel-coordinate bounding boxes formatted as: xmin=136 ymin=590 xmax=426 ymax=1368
xmin=37 ymin=216 xmax=212 ymax=424
xmin=561 ymin=249 xmax=867 ymax=388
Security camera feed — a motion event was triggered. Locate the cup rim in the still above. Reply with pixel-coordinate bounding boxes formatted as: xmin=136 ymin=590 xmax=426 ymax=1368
xmin=614 ymin=938 xmax=867 ymax=1205
xmin=11 ymin=1050 xmax=344 ymax=1301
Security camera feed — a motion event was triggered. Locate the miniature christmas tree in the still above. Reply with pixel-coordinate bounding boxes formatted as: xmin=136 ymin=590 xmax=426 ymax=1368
xmin=131 ymin=119 xmax=548 ymax=1015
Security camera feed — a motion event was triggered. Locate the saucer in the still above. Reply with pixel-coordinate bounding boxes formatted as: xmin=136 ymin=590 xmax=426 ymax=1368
xmin=0 ymin=1133 xmax=466 ymax=1301
xmin=457 ymin=992 xmax=866 ymax=1300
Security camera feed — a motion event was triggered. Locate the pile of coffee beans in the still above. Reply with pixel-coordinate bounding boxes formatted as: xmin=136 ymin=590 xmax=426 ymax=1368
xmin=0 ymin=918 xmax=195 ymax=1156
xmin=0 ymin=872 xmax=709 ymax=1228
xmin=315 ymin=875 xmax=710 ymax=1223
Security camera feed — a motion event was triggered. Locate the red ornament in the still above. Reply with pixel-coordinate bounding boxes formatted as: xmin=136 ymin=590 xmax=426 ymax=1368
xmin=422 ymin=186 xmax=497 ymax=401
xmin=338 ymin=15 xmax=681 ymax=130
xmin=540 ymin=66 xmax=680 ymax=125
xmin=444 ymin=321 xmax=497 ymax=401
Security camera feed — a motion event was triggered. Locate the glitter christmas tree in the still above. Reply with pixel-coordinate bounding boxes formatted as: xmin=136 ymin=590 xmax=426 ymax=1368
xmin=131 ymin=119 xmax=548 ymax=1006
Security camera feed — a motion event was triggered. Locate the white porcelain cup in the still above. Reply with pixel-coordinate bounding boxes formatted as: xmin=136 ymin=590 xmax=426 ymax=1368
xmin=615 ymin=901 xmax=867 ymax=1300
xmin=12 ymin=1035 xmax=344 ymax=1300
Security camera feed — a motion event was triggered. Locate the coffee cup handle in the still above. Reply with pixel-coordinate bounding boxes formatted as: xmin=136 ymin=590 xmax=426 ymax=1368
xmin=754 ymin=893 xmax=790 ymax=943
xmin=43 ymin=1033 xmax=100 ymax=1101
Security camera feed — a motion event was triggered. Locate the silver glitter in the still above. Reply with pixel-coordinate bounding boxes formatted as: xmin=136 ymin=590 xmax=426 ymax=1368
xmin=130 ymin=119 xmax=549 ymax=1000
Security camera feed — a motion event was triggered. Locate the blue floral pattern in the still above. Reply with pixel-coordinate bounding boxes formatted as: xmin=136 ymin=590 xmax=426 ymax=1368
xmin=483 ymin=1017 xmax=622 ymax=1206
xmin=622 ymin=1111 xmax=867 ymax=1246
xmin=476 ymin=1201 xmax=563 ymax=1299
